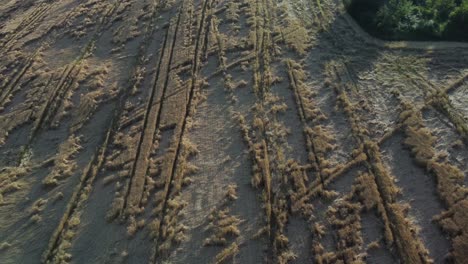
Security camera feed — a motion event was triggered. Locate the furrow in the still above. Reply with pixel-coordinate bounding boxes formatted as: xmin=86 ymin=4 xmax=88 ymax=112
xmin=122 ymin=4 xmax=184 ymax=216
xmin=151 ymin=0 xmax=213 ymax=261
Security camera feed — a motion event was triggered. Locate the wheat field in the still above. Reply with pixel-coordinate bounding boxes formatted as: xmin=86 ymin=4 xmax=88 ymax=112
xmin=0 ymin=0 xmax=467 ymax=263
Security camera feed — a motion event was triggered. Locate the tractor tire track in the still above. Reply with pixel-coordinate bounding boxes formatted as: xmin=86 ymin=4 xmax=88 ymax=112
xmin=150 ymin=0 xmax=213 ymax=262
xmin=121 ymin=2 xmax=184 ymax=216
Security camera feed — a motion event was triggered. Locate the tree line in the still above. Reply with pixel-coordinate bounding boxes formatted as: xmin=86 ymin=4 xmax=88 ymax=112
xmin=346 ymin=0 xmax=468 ymax=41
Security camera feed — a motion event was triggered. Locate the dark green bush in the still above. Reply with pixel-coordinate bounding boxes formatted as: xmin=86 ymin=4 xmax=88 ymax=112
xmin=444 ymin=0 xmax=468 ymax=38
xmin=347 ymin=0 xmax=468 ymax=41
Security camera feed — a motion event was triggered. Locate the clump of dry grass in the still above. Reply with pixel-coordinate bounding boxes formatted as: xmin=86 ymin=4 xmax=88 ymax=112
xmin=151 ymin=189 xmax=188 ymax=255
xmin=278 ymin=250 xmax=297 ymax=264
xmin=403 ymin=126 xmax=436 ymax=165
xmin=30 ymin=198 xmax=48 ymax=215
xmin=270 ymin=102 xmax=288 ymax=114
xmin=0 ymin=109 xmax=33 ymax=146
xmin=112 ymin=17 xmax=141 ymax=45
xmin=0 ymin=51 xmax=46 ymax=112
xmin=43 ymin=135 xmax=82 ymax=187
xmin=148 ymin=219 xmax=161 ymax=239
xmin=105 ymin=133 xmax=138 ymax=171
xmin=364 ymin=141 xmax=400 ymax=201
xmin=53 ymin=192 xmax=64 ymax=203
xmin=64 ymin=0 xmax=109 ymax=38
xmin=214 ymin=242 xmax=239 ymax=263
xmin=226 ymin=184 xmax=238 ymax=201
xmin=270 ymin=196 xmax=294 ymax=261
xmin=399 ymin=104 xmax=436 ymax=164
xmin=0 ymin=167 xmax=29 ymax=202
xmin=305 ymin=125 xmax=336 ymax=168
xmin=388 ymin=202 xmax=432 ymax=264
xmin=429 ymin=91 xmax=468 ymax=142
xmin=106 ymin=196 xmax=125 ymax=222
xmin=367 ymin=241 xmax=380 ymax=250
xmin=71 ymin=65 xmax=113 ymax=132
xmin=127 ymin=215 xmax=145 ymax=237
xmin=312 ymin=243 xmax=338 ymax=264
xmin=326 ymin=197 xmax=365 ymax=263
xmin=284 ymin=160 xmax=308 ymax=197
xmin=428 ymin=162 xmax=466 ymax=206
xmin=226 ymin=2 xmax=240 ymax=23
xmin=434 ymin=199 xmax=468 ymax=262
xmin=30 ymin=214 xmax=42 ymax=223
xmin=0 ymin=242 xmax=11 ymax=251
xmin=276 ymin=18 xmax=311 ymax=55
xmin=47 ymin=66 xmax=83 ymax=129
xmin=353 ymin=173 xmax=382 ymax=211
xmin=156 ymin=221 xmax=188 ymax=255
xmin=204 ymin=209 xmax=242 ymax=246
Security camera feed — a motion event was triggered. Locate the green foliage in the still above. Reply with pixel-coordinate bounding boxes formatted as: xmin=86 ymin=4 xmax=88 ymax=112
xmin=445 ymin=0 xmax=468 ymax=38
xmin=376 ymin=0 xmax=426 ymax=35
xmin=349 ymin=0 xmax=468 ymax=41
